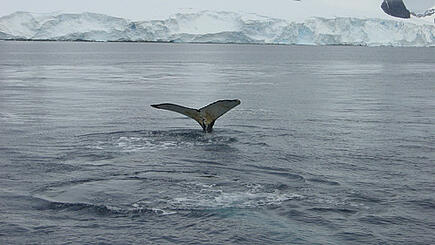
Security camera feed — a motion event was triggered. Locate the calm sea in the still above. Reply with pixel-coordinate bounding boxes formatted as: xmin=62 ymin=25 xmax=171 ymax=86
xmin=0 ymin=41 xmax=434 ymax=244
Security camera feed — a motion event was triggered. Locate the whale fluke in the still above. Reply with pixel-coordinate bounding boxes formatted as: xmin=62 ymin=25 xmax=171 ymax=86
xmin=151 ymin=99 xmax=241 ymax=132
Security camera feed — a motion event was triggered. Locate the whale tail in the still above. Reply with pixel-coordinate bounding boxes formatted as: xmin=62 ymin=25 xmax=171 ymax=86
xmin=151 ymin=99 xmax=241 ymax=132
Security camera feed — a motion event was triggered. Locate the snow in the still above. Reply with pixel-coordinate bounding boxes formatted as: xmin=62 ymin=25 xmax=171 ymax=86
xmin=167 ymin=11 xmax=241 ymax=35
xmin=0 ymin=11 xmax=434 ymax=47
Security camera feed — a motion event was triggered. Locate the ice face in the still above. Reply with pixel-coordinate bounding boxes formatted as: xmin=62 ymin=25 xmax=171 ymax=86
xmin=0 ymin=11 xmax=434 ymax=47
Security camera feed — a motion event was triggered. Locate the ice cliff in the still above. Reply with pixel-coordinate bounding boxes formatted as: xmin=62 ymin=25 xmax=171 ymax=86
xmin=0 ymin=11 xmax=434 ymax=47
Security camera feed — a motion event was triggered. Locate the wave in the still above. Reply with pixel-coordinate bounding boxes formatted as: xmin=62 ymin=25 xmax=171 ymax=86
xmin=139 ymin=191 xmax=303 ymax=211
xmin=34 ymin=195 xmax=177 ymax=217
xmin=76 ymin=129 xmax=238 ymax=153
xmin=33 ymin=179 xmax=303 ymax=217
xmin=306 ymin=178 xmax=340 ymax=186
xmin=33 ymin=190 xmax=301 ymax=217
xmin=358 ymin=215 xmax=415 ymax=225
xmin=309 ymin=207 xmax=357 ymax=214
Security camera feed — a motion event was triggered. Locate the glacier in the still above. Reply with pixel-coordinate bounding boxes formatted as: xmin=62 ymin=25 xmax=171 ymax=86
xmin=0 ymin=11 xmax=434 ymax=47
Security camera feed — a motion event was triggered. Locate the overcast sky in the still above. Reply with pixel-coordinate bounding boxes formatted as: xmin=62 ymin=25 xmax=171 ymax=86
xmin=1 ymin=0 xmax=397 ymax=20
xmin=1 ymin=0 xmax=433 ymax=21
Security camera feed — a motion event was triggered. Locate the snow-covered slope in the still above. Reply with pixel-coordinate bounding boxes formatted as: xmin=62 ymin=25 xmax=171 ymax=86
xmin=0 ymin=11 xmax=434 ymax=46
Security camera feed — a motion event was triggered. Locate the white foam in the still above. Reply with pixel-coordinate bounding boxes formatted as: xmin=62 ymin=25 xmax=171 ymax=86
xmin=167 ymin=182 xmax=303 ymax=209
xmin=169 ymin=191 xmax=302 ymax=209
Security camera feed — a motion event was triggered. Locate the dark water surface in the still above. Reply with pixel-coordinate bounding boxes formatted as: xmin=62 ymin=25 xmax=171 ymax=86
xmin=0 ymin=41 xmax=434 ymax=244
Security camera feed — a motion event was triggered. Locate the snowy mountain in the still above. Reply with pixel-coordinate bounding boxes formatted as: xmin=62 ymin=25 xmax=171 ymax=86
xmin=0 ymin=11 xmax=434 ymax=47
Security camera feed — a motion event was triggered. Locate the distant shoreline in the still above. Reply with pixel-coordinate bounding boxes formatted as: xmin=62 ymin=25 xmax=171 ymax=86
xmin=3 ymin=38 xmax=431 ymax=48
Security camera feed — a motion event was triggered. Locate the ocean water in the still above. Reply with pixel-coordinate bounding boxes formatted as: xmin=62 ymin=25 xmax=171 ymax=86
xmin=0 ymin=41 xmax=434 ymax=244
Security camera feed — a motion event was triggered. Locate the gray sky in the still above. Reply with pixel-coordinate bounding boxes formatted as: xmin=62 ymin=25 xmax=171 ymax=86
xmin=403 ymin=0 xmax=435 ymax=11
xmin=1 ymin=0 xmax=392 ymax=20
